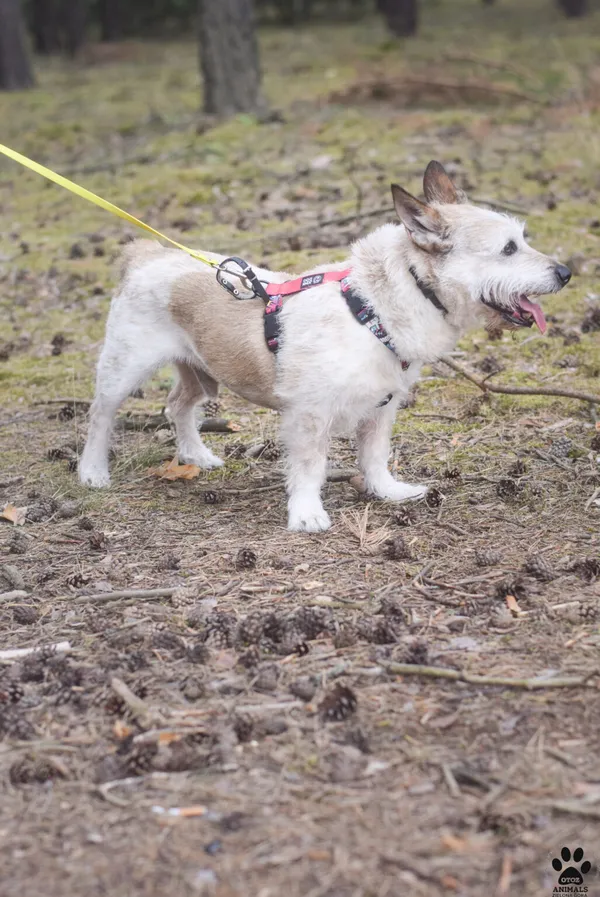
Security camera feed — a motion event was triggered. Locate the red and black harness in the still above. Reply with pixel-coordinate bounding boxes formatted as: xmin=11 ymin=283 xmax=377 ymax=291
xmin=216 ymin=257 xmax=447 ymax=406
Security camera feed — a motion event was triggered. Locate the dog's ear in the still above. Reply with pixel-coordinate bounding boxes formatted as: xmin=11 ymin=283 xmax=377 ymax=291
xmin=391 ymin=184 xmax=451 ymax=253
xmin=423 ymin=161 xmax=467 ymax=205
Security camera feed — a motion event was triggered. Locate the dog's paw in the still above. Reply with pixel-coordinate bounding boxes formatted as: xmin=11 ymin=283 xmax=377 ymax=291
xmin=376 ymin=482 xmax=428 ymax=503
xmin=179 ymin=448 xmax=224 ymax=469
xmin=288 ymin=505 xmax=331 ymax=533
xmin=79 ymin=465 xmax=111 ymax=488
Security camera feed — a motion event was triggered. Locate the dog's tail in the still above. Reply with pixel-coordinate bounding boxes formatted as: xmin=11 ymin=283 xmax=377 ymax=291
xmin=118 ymin=238 xmax=166 ymax=280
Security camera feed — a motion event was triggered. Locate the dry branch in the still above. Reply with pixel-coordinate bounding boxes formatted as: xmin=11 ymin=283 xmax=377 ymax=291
xmin=110 ymin=677 xmax=165 ymax=728
xmin=0 ymin=640 xmax=72 ymax=663
xmin=381 ymin=661 xmax=594 ymax=690
xmin=73 ymin=587 xmax=175 ymax=604
xmin=442 ymin=357 xmax=600 ymax=405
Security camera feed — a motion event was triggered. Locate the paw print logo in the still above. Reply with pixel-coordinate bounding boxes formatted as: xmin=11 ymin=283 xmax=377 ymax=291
xmin=552 ymin=847 xmax=591 ymax=885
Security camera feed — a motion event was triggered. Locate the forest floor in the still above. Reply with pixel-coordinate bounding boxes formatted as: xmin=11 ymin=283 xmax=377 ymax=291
xmin=1 ymin=2 xmax=600 ymax=895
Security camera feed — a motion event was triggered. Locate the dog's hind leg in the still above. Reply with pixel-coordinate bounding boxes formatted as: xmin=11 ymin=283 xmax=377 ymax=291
xmin=166 ymin=362 xmax=223 ymax=469
xmin=356 ymin=401 xmax=427 ymax=502
xmin=79 ymin=343 xmax=161 ymax=488
xmin=281 ymin=408 xmax=331 ymax=533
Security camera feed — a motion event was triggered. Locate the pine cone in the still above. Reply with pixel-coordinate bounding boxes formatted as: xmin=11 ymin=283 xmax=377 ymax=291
xmin=591 ymin=433 xmax=600 ymax=452
xmin=333 ymin=622 xmax=358 ymax=650
xmin=203 ymin=399 xmax=220 ymax=419
xmin=88 ymin=531 xmax=107 ymax=551
xmin=203 ymin=490 xmax=219 ymax=505
xmin=126 ymin=743 xmax=158 ymax=775
xmin=204 ymin=612 xmax=238 ymax=647
xmin=383 ymin=536 xmax=412 ymax=560
xmin=475 ymin=549 xmax=503 ymax=567
xmin=523 ymin=554 xmax=555 ymax=582
xmin=404 ymin=639 xmax=428 ymax=665
xmin=235 ymin=548 xmax=257 ymax=571
xmin=66 ymin=570 xmax=92 ymax=588
xmin=8 ymin=531 xmax=28 ymax=555
xmin=151 ymin=631 xmax=186 ymax=658
xmin=425 ymin=487 xmax=443 ymax=508
xmin=12 ymin=605 xmax=38 ymax=626
xmin=579 ymin=601 xmax=600 ymax=622
xmin=495 ymin=575 xmax=527 ymax=601
xmin=47 ymin=445 xmax=77 ymax=462
xmin=507 ymin=459 xmax=527 ymax=477
xmin=224 ymin=441 xmax=247 ymax=459
xmin=292 ymin=606 xmax=333 ymax=640
xmin=319 ymin=684 xmax=357 ymax=722
xmin=78 ymin=516 xmax=94 ymax=531
xmin=393 ymin=507 xmax=417 ymax=527
xmin=260 ymin=440 xmax=281 ymax=462
xmin=496 ymin=478 xmax=521 ymax=501
xmin=549 ymin=436 xmax=573 ymax=458
xmin=571 ymin=558 xmax=600 ymax=583
xmin=58 ymin=404 xmax=76 ymax=421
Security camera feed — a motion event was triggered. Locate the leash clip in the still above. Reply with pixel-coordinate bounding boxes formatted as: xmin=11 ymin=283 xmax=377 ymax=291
xmin=216 ymin=256 xmax=269 ymax=303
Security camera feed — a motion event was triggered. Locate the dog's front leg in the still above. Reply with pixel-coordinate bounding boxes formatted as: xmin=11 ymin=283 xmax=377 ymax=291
xmin=356 ymin=401 xmax=427 ymax=502
xmin=280 ymin=408 xmax=331 ymax=533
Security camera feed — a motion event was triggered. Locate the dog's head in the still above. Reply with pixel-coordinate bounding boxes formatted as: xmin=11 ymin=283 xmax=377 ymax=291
xmin=391 ymin=161 xmax=571 ymax=334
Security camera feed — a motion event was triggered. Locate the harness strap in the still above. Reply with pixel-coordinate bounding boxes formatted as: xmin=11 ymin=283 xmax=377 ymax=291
xmin=266 ymin=268 xmax=352 ymax=297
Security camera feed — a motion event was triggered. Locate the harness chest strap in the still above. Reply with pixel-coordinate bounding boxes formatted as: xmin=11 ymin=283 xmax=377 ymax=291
xmin=264 ymin=268 xmax=410 ymax=374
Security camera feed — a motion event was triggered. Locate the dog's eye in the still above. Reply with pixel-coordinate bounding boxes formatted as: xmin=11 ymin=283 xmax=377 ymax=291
xmin=502 ymin=240 xmax=518 ymax=256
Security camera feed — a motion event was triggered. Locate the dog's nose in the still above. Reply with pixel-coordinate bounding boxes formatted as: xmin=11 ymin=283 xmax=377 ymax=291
xmin=555 ymin=264 xmax=572 ymax=286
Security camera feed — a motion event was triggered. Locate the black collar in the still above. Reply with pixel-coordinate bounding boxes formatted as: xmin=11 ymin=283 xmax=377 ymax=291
xmin=409 ymin=266 xmax=448 ymax=317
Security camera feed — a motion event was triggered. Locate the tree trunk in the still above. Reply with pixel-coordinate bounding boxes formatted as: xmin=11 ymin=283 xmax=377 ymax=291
xmin=557 ymin=0 xmax=587 ymax=15
xmin=377 ymin=0 xmax=418 ymax=37
xmin=30 ymin=0 xmax=62 ymax=53
xmin=99 ymin=0 xmax=122 ymax=41
xmin=63 ymin=0 xmax=87 ymax=57
xmin=198 ymin=0 xmax=264 ymax=116
xmin=0 ymin=0 xmax=34 ymax=89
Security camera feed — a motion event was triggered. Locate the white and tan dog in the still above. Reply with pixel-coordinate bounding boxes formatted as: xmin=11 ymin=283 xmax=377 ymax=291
xmin=79 ymin=162 xmax=571 ymax=532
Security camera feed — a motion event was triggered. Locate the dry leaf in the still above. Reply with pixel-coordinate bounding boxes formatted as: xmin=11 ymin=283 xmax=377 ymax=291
xmin=306 ymin=849 xmax=331 ymax=861
xmin=441 ymin=834 xmax=469 ymax=852
xmin=1 ymin=503 xmax=27 ymax=526
xmin=302 ymin=580 xmax=324 ymax=591
xmin=113 ymin=720 xmax=133 ymax=740
xmin=148 ymin=458 xmax=200 ymax=481
xmin=157 ymin=731 xmax=185 ymax=745
xmin=505 ymin=594 xmax=523 ymax=615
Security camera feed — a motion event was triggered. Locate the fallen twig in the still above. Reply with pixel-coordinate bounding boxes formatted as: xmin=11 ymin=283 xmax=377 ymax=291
xmin=381 ymin=661 xmax=594 ymax=690
xmin=0 ymin=640 xmax=71 ymax=663
xmin=0 ymin=475 xmax=25 ymax=489
xmin=117 ymin=414 xmax=237 ymax=433
xmin=0 ymin=590 xmax=29 ymax=603
xmin=73 ymin=587 xmax=175 ymax=604
xmin=441 ymin=357 xmax=600 ymax=405
xmin=548 ymin=801 xmax=600 ymax=820
xmin=110 ymin=677 xmax=165 ymax=728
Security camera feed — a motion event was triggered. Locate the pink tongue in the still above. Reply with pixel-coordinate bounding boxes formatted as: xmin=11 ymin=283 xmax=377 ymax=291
xmin=519 ymin=297 xmax=547 ymax=334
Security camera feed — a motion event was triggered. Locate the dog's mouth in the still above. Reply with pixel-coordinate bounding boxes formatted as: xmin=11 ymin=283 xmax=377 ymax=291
xmin=481 ymin=294 xmax=547 ymax=334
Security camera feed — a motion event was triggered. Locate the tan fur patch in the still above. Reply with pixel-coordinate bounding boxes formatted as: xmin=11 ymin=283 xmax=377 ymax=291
xmin=169 ymin=269 xmax=281 ymax=409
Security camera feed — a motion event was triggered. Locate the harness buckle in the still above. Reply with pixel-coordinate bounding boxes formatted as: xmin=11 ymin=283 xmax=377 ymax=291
xmin=216 ymin=256 xmax=269 ymax=303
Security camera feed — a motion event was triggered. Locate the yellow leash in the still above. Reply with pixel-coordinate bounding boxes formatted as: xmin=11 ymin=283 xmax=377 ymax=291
xmin=0 ymin=142 xmax=220 ymax=269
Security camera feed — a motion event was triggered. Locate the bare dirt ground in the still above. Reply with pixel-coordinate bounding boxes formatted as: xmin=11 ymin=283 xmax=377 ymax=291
xmin=1 ymin=3 xmax=600 ymax=895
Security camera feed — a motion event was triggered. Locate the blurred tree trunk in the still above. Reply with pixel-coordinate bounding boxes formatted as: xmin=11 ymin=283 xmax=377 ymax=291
xmin=63 ymin=0 xmax=87 ymax=56
xmin=377 ymin=0 xmax=418 ymax=37
xmin=198 ymin=0 xmax=264 ymax=116
xmin=557 ymin=0 xmax=587 ymax=15
xmin=31 ymin=0 xmax=61 ymax=53
xmin=99 ymin=0 xmax=122 ymax=41
xmin=0 ymin=0 xmax=35 ymax=89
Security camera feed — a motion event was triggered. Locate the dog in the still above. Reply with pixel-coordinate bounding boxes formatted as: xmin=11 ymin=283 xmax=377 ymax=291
xmin=79 ymin=161 xmax=571 ymax=532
